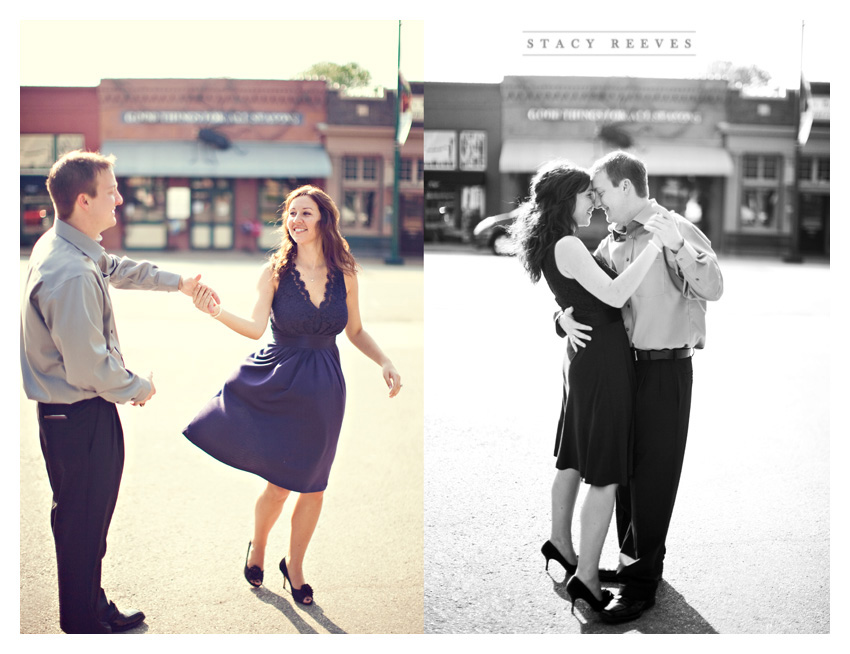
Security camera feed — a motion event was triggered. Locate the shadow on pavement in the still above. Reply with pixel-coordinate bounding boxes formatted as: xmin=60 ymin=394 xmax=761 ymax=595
xmin=252 ymin=587 xmax=347 ymax=634
xmin=550 ymin=575 xmax=718 ymax=634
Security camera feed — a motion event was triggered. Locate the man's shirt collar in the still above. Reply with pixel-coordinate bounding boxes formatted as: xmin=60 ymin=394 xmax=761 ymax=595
xmin=54 ymin=219 xmax=107 ymax=266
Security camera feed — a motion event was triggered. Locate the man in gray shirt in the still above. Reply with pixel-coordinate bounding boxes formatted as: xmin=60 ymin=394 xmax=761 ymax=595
xmin=20 ymin=150 xmax=214 ymax=633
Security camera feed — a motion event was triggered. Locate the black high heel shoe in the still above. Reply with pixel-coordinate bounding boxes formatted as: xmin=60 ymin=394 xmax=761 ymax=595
xmin=243 ymin=541 xmax=263 ymax=588
xmin=279 ymin=557 xmax=314 ymax=605
xmin=565 ymin=575 xmax=614 ymax=614
xmin=541 ymin=540 xmax=578 ymax=575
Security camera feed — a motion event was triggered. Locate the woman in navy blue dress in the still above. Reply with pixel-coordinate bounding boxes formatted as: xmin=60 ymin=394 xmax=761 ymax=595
xmin=510 ymin=161 xmax=663 ymax=614
xmin=185 ymin=186 xmax=401 ymax=605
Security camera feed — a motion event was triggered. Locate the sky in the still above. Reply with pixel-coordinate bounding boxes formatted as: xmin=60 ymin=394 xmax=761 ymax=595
xmin=16 ymin=4 xmax=835 ymax=90
xmin=19 ymin=19 xmax=424 ymax=89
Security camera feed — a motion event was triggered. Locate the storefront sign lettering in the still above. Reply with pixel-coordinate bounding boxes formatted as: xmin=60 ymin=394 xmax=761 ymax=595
xmin=527 ymin=108 xmax=702 ymax=124
xmin=121 ymin=111 xmax=304 ymax=126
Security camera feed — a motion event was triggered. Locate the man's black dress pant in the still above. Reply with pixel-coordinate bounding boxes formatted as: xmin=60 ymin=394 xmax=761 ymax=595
xmin=37 ymin=396 xmax=124 ymax=634
xmin=615 ymin=357 xmax=693 ymax=601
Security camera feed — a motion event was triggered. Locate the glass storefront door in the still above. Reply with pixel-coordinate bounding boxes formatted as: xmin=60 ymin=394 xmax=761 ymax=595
xmin=190 ymin=179 xmax=234 ymax=250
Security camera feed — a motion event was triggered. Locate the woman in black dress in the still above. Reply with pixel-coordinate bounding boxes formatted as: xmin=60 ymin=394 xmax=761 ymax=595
xmin=510 ymin=161 xmax=663 ymax=614
xmin=186 ymin=186 xmax=402 ymax=605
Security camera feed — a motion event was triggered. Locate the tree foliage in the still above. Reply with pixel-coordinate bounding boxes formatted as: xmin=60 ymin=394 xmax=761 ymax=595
xmin=705 ymin=61 xmax=774 ymax=88
xmin=301 ymin=62 xmax=372 ymax=88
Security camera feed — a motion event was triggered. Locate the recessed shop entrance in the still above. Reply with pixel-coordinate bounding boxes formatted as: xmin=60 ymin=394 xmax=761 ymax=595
xmin=190 ymin=179 xmax=234 ymax=250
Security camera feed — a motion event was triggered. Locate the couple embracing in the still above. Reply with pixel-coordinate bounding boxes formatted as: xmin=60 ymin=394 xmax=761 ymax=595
xmin=511 ymin=150 xmax=723 ymax=624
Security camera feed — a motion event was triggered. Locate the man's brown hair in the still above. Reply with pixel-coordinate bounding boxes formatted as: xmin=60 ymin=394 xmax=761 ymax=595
xmin=46 ymin=150 xmax=116 ymax=221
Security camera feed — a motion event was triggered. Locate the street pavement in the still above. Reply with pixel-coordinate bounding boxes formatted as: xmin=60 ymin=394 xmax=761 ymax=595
xmin=424 ymin=247 xmax=834 ymax=634
xmin=18 ymin=251 xmax=423 ymax=635
xmin=14 ymin=243 xmax=843 ymax=638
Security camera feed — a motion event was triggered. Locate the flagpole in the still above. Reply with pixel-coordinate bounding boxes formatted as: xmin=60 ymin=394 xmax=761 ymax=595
xmin=784 ymin=20 xmax=805 ymax=263
xmin=385 ymin=19 xmax=404 ymax=265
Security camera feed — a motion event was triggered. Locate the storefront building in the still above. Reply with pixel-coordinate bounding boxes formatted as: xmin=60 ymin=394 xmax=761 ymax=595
xmin=498 ymin=76 xmax=732 ymax=247
xmin=424 ymin=75 xmax=829 ymax=259
xmin=21 ymin=87 xmax=102 ymax=246
xmin=325 ymin=82 xmax=424 ymax=257
xmin=21 ymin=78 xmax=424 ymax=257
xmin=721 ymin=82 xmax=830 ymax=258
xmin=424 ymin=82 xmax=502 ymax=242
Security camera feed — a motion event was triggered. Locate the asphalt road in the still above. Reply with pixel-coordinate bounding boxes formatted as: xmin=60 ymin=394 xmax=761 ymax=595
xmin=14 ymin=244 xmax=841 ymax=639
xmin=18 ymin=251 xmax=424 ymax=635
xmin=424 ymin=249 xmax=831 ymax=634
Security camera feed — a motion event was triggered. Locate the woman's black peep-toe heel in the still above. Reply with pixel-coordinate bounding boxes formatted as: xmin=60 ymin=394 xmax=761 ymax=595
xmin=280 ymin=557 xmax=314 ymax=605
xmin=565 ymin=575 xmax=613 ymax=614
xmin=541 ymin=540 xmax=578 ymax=576
xmin=243 ymin=541 xmax=263 ymax=588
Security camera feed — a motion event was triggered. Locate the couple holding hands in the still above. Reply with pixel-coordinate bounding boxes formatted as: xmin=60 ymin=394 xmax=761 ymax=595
xmin=20 ymin=150 xmax=401 ymax=633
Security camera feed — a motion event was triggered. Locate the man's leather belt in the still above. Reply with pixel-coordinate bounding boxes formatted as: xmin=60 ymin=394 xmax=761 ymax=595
xmin=632 ymin=347 xmax=693 ymax=361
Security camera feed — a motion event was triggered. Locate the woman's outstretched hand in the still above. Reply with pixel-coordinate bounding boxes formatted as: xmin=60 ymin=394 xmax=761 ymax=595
xmin=192 ymin=284 xmax=220 ymax=315
xmin=383 ymin=362 xmax=402 ymax=398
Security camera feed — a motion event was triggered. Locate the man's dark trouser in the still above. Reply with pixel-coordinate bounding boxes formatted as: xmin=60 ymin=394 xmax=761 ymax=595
xmin=615 ymin=356 xmax=693 ymax=601
xmin=37 ymin=396 xmax=124 ymax=634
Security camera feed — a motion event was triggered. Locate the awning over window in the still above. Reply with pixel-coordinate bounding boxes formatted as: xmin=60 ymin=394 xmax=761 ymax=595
xmin=499 ymin=140 xmax=734 ymax=177
xmin=100 ymin=140 xmax=332 ymax=178
xmin=634 ymin=143 xmax=734 ymax=177
xmin=499 ymin=140 xmax=598 ymax=172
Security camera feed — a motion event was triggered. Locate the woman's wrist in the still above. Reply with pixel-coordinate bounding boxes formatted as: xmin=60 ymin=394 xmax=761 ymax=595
xmin=210 ymin=304 xmax=223 ymax=319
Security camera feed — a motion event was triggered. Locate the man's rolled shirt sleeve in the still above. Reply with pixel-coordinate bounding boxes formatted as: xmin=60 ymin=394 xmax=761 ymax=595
xmin=41 ymin=275 xmax=151 ymax=404
xmin=663 ymin=218 xmax=724 ymax=302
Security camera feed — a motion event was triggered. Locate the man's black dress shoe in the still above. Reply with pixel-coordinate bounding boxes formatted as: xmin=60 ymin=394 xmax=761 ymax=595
xmin=109 ymin=608 xmax=146 ymax=632
xmin=600 ymin=595 xmax=655 ymax=624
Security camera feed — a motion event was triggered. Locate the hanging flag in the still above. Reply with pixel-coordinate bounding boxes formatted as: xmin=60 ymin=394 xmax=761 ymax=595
xmin=396 ymin=70 xmax=413 ymax=145
xmin=797 ymin=71 xmax=814 ymax=146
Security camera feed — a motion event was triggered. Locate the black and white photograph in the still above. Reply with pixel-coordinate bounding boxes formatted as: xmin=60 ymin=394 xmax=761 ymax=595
xmin=423 ymin=2 xmax=837 ymax=636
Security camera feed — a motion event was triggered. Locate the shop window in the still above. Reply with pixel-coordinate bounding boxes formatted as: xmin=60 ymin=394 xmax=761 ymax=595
xmin=798 ymin=157 xmax=813 ymax=181
xmin=762 ymin=157 xmax=777 ymax=179
xmin=740 ymin=189 xmax=778 ymax=230
xmin=799 ymin=157 xmax=830 ymax=184
xmin=20 ymin=176 xmax=54 ymax=245
xmin=743 ymin=154 xmax=779 ymax=180
xmin=258 ymin=179 xmax=310 ymax=250
xmin=344 ymin=157 xmax=358 ymax=180
xmin=121 ymin=177 xmax=168 ymax=249
xmin=342 ymin=156 xmax=381 ymax=182
xmin=122 ymin=178 xmax=167 ymax=223
xmin=341 ymin=190 xmax=375 ymax=228
xmin=362 ymin=157 xmax=378 ymax=181
xmin=20 ymin=133 xmax=85 ymax=171
xmin=417 ymin=159 xmax=425 ymax=182
xmin=400 ymin=158 xmax=413 ymax=182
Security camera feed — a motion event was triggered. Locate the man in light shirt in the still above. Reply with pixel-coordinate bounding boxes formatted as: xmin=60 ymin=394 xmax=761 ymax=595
xmin=20 ymin=150 xmax=215 ymax=633
xmin=558 ymin=150 xmax=723 ymax=623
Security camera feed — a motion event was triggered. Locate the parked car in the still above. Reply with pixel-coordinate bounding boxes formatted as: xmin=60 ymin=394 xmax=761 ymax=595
xmin=473 ymin=209 xmax=518 ymax=255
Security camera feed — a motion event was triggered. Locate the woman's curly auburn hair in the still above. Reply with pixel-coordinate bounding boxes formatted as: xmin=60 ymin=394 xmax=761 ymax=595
xmin=269 ymin=185 xmax=358 ymax=279
xmin=508 ymin=160 xmax=591 ymax=283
